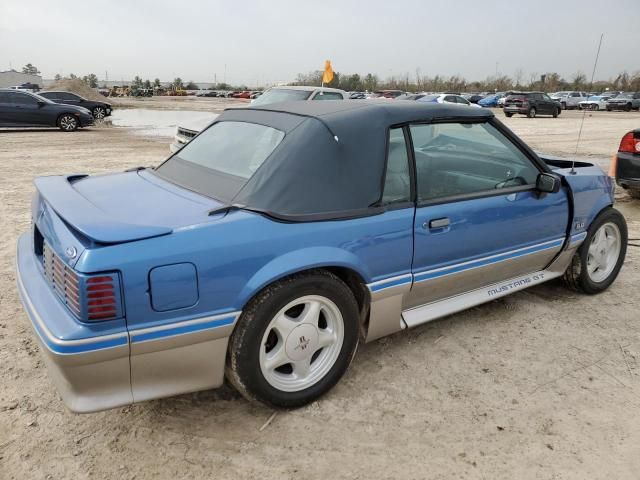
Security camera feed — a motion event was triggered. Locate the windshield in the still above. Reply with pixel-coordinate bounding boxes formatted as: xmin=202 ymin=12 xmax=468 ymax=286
xmin=155 ymin=121 xmax=285 ymax=201
xmin=616 ymin=93 xmax=632 ymax=99
xmin=417 ymin=94 xmax=439 ymax=102
xmin=251 ymin=88 xmax=312 ymax=106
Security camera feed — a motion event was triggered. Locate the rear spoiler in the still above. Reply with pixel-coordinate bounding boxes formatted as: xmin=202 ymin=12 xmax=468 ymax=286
xmin=34 ymin=175 xmax=172 ymax=244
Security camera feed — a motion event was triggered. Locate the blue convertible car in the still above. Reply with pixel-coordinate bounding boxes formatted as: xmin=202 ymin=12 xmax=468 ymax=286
xmin=16 ymin=101 xmax=627 ymax=412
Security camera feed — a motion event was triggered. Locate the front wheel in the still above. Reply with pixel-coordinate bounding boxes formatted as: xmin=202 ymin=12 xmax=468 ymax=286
xmin=553 ymin=108 xmax=560 ymax=118
xmin=92 ymin=106 xmax=107 ymax=119
xmin=226 ymin=270 xmax=360 ymax=408
xmin=505 ymin=112 xmax=513 ymax=117
xmin=528 ymin=107 xmax=536 ymax=118
xmin=563 ymin=208 xmax=627 ymax=294
xmin=58 ymin=114 xmax=79 ymax=131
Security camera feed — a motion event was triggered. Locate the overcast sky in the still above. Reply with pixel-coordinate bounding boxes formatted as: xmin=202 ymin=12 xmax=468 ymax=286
xmin=1 ymin=0 xmax=639 ymax=86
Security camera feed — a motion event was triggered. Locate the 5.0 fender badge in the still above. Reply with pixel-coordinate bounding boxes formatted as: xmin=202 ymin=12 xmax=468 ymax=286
xmin=65 ymin=246 xmax=78 ymax=259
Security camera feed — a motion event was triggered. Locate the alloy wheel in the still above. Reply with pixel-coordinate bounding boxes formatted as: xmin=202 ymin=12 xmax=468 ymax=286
xmin=587 ymin=222 xmax=622 ymax=283
xmin=59 ymin=115 xmax=78 ymax=131
xmin=259 ymin=295 xmax=344 ymax=392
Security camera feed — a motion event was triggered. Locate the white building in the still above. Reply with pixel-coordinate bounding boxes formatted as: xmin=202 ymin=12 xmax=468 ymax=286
xmin=0 ymin=70 xmax=43 ymax=88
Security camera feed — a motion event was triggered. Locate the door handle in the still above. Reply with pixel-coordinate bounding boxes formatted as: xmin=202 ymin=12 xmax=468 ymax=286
xmin=424 ymin=217 xmax=450 ymax=229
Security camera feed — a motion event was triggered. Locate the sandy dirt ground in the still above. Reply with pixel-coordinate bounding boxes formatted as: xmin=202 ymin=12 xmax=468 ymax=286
xmin=1 ymin=104 xmax=640 ymax=480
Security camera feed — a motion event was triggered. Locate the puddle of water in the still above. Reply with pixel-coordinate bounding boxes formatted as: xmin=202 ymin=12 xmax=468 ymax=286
xmin=108 ymin=109 xmax=218 ymax=137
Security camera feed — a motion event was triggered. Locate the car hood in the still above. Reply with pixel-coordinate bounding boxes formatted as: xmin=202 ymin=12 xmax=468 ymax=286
xmin=608 ymin=97 xmax=631 ymax=102
xmin=34 ymin=170 xmax=225 ymax=244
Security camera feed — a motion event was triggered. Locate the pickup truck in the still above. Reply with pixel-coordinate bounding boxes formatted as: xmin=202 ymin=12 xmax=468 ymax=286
xmin=550 ymin=91 xmax=589 ymax=110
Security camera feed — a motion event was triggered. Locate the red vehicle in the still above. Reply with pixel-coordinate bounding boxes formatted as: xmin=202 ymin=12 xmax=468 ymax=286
xmin=232 ymin=91 xmax=252 ymax=99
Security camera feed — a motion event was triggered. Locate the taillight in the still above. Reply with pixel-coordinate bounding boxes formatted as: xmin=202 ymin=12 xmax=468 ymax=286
xmin=619 ymin=132 xmax=640 ymax=154
xmin=86 ymin=275 xmax=119 ymax=321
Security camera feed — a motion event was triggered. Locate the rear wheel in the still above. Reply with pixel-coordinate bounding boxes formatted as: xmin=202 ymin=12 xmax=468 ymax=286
xmin=553 ymin=108 xmax=560 ymax=118
xmin=625 ymin=103 xmax=632 ymax=112
xmin=505 ymin=112 xmax=513 ymax=117
xmin=563 ymin=208 xmax=627 ymax=294
xmin=528 ymin=107 xmax=537 ymax=118
xmin=226 ymin=270 xmax=360 ymax=408
xmin=58 ymin=114 xmax=78 ymax=131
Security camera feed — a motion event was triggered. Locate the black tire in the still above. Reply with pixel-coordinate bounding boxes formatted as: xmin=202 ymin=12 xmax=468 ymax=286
xmin=561 ymin=102 xmax=567 ymax=110
xmin=527 ymin=107 xmax=536 ymax=118
xmin=593 ymin=104 xmax=599 ymax=111
xmin=505 ymin=112 xmax=513 ymax=117
xmin=625 ymin=103 xmax=632 ymax=112
xmin=563 ymin=208 xmax=627 ymax=294
xmin=92 ymin=106 xmax=107 ymax=119
xmin=226 ymin=270 xmax=360 ymax=408
xmin=606 ymin=107 xmax=612 ymax=112
xmin=57 ymin=114 xmax=79 ymax=131
xmin=553 ymin=108 xmax=560 ymax=118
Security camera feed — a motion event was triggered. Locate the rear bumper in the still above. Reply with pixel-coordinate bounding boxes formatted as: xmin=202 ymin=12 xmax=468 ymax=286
xmin=504 ymin=106 xmax=527 ymax=114
xmin=15 ymin=233 xmax=132 ymax=413
xmin=16 ymin=232 xmax=241 ymax=412
xmin=616 ymin=152 xmax=640 ymax=190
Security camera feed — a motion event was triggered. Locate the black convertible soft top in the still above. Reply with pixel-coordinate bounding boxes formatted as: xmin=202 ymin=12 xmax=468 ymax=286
xmin=161 ymin=101 xmax=494 ymax=220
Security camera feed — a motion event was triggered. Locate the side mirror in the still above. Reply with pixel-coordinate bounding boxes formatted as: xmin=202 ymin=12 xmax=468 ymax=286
xmin=37 ymin=101 xmax=46 ymax=107
xmin=536 ymin=173 xmax=561 ymax=193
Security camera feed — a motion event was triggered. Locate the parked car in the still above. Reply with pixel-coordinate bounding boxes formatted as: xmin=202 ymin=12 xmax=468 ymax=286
xmin=478 ymin=93 xmax=504 ymax=108
xmin=169 ymin=86 xmax=348 ymax=152
xmin=606 ymin=92 xmax=640 ymax=111
xmin=504 ymin=92 xmax=562 ymax=118
xmin=9 ymin=82 xmax=41 ymax=93
xmin=417 ymin=93 xmax=481 ymax=107
xmin=464 ymin=94 xmax=485 ymax=104
xmin=613 ymin=129 xmax=640 ymax=198
xmin=578 ymin=95 xmax=612 ymax=111
xmin=16 ymin=101 xmax=627 ymax=412
xmin=196 ymin=91 xmax=217 ymax=97
xmin=550 ymin=91 xmax=589 ymax=110
xmin=38 ymin=91 xmax=113 ymax=119
xmin=0 ymin=89 xmax=94 ymax=131
xmin=374 ymin=89 xmax=405 ymax=99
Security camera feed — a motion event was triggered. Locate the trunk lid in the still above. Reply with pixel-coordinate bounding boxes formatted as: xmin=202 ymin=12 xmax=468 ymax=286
xmin=34 ymin=170 xmax=224 ymax=245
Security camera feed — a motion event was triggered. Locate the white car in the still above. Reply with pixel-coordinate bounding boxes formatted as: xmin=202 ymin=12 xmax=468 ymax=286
xmin=417 ymin=93 xmax=482 ymax=108
xmin=170 ymin=86 xmax=348 ymax=152
xmin=578 ymin=95 xmax=613 ymax=111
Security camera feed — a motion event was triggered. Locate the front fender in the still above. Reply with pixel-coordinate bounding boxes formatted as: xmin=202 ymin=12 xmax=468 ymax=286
xmin=237 ymin=246 xmax=372 ymax=307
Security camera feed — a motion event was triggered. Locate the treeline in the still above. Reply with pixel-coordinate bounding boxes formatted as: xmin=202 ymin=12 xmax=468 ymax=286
xmin=293 ymin=70 xmax=640 ymax=93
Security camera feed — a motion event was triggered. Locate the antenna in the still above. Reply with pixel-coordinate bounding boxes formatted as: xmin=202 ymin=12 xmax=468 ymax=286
xmin=572 ymin=33 xmax=604 ymax=174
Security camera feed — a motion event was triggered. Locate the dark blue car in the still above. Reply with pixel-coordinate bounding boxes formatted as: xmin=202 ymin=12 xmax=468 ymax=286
xmin=16 ymin=101 xmax=627 ymax=412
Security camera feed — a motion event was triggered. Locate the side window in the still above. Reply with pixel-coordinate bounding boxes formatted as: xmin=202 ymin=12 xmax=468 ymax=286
xmin=571 ymin=92 xmax=580 ymax=98
xmin=312 ymin=92 xmax=343 ymax=100
xmin=456 ymin=96 xmax=470 ymax=105
xmin=444 ymin=96 xmax=456 ymax=103
xmin=543 ymin=94 xmax=552 ymax=101
xmin=10 ymin=93 xmax=38 ymax=105
xmin=410 ymin=122 xmax=540 ymax=203
xmin=381 ymin=128 xmax=411 ymax=204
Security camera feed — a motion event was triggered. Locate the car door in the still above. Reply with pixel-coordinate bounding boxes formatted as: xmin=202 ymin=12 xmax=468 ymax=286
xmin=541 ymin=93 xmax=556 ymax=113
xmin=8 ymin=91 xmax=46 ymax=126
xmin=403 ymin=120 xmax=569 ymax=322
xmin=0 ymin=92 xmax=19 ymax=125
